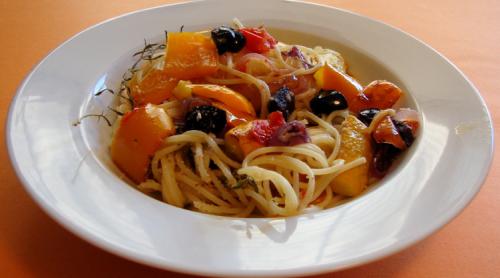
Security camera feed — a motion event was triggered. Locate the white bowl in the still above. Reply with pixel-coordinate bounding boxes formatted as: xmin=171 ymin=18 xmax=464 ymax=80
xmin=6 ymin=0 xmax=494 ymax=276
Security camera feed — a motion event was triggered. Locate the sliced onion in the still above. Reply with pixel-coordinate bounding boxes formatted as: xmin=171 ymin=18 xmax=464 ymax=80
xmin=393 ymin=108 xmax=419 ymax=122
xmin=235 ymin=53 xmax=278 ymax=74
xmin=393 ymin=108 xmax=419 ymax=134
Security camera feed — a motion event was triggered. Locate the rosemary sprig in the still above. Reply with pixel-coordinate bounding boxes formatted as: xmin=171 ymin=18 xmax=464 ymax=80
xmin=94 ymin=88 xmax=114 ymax=96
xmin=95 ymin=88 xmax=132 ymax=104
xmin=73 ymin=112 xmax=112 ymax=127
xmin=107 ymin=106 xmax=124 ymax=116
xmin=131 ymin=40 xmax=166 ymax=65
xmin=77 ymin=36 xmax=167 ymax=128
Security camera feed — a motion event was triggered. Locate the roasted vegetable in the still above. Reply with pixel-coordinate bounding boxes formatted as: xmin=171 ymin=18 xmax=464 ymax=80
xmin=111 ymin=104 xmax=175 ymax=183
xmin=268 ymin=121 xmax=310 ymax=146
xmin=372 ymin=115 xmax=406 ymax=150
xmin=225 ymin=122 xmax=265 ymax=160
xmin=267 ymin=87 xmax=295 ymax=119
xmin=371 ymin=112 xmax=418 ymax=175
xmin=212 ymin=102 xmax=256 ymax=128
xmin=331 ymin=115 xmax=371 ymax=197
xmin=173 ymin=83 xmax=256 ymax=116
xmin=172 ymin=80 xmax=193 ymax=99
xmin=283 ymin=46 xmax=312 ymax=69
xmin=393 ymin=108 xmax=419 ymax=133
xmin=211 ymin=26 xmax=246 ymax=54
xmin=224 ymin=111 xmax=286 ymax=160
xmin=229 ymin=83 xmax=262 ymax=112
xmin=130 ymin=69 xmax=178 ymax=105
xmin=310 ymin=90 xmax=348 ymax=115
xmin=240 ymin=27 xmax=277 ymax=53
xmin=248 ymin=111 xmax=286 ymax=144
xmin=164 ymin=32 xmax=218 ymax=79
xmin=313 ymin=63 xmax=362 ymax=105
xmin=235 ymin=53 xmax=274 ymax=76
xmin=268 ymin=74 xmax=315 ymax=96
xmin=394 ymin=120 xmax=415 ymax=148
xmin=350 ymin=80 xmax=402 ymax=113
xmin=373 ymin=143 xmax=401 ymax=175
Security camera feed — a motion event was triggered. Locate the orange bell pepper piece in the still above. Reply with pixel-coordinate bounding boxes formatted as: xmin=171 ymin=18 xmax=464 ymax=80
xmin=313 ymin=63 xmax=363 ymax=105
xmin=173 ymin=82 xmax=256 ymax=117
xmin=189 ymin=84 xmax=256 ymax=116
xmin=212 ymin=102 xmax=256 ymax=128
xmin=224 ymin=122 xmax=264 ymax=161
xmin=164 ymin=32 xmax=218 ymax=79
xmin=111 ymin=104 xmax=175 ymax=183
xmin=130 ymin=69 xmax=178 ymax=105
xmin=331 ymin=116 xmax=371 ymax=197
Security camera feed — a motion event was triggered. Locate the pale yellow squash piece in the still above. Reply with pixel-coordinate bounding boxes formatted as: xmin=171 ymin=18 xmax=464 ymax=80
xmin=331 ymin=115 xmax=372 ymax=197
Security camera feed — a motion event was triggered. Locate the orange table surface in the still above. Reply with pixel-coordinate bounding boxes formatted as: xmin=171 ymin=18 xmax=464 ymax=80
xmin=1 ymin=0 xmax=499 ymax=277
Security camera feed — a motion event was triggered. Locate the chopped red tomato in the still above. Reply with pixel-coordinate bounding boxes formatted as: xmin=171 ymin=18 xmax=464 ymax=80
xmin=240 ymin=27 xmax=277 ymax=53
xmin=250 ymin=120 xmax=273 ymax=144
xmin=268 ymin=110 xmax=286 ymax=127
xmin=249 ymin=111 xmax=285 ymax=144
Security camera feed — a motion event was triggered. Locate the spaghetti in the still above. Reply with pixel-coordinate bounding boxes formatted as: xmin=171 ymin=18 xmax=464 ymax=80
xmin=104 ymin=20 xmax=419 ymax=217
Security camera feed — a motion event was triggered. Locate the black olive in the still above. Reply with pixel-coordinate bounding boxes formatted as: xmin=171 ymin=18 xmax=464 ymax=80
xmin=373 ymin=143 xmax=401 ymax=175
xmin=229 ymin=31 xmax=246 ymax=52
xmin=268 ymin=87 xmax=295 ymax=119
xmin=309 ymin=90 xmax=348 ymax=115
xmin=394 ymin=120 xmax=415 ymax=147
xmin=358 ymin=108 xmax=381 ymax=126
xmin=184 ymin=105 xmax=227 ymax=134
xmin=211 ymin=26 xmax=246 ymax=55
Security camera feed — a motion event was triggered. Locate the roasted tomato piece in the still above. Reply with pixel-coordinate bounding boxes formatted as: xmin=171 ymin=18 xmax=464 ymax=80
xmin=350 ymin=80 xmax=402 ymax=113
xmin=372 ymin=115 xmax=406 ymax=150
xmin=240 ymin=27 xmax=277 ymax=53
xmin=224 ymin=111 xmax=286 ymax=160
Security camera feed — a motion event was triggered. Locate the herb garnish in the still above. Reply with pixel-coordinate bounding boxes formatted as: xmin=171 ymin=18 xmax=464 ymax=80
xmin=72 ymin=112 xmax=112 ymax=127
xmin=75 ymin=36 xmax=169 ymax=127
xmin=232 ymin=174 xmax=257 ymax=190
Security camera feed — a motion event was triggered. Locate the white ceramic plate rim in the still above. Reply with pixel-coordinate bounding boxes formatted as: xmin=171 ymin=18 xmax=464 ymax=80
xmin=6 ymin=1 xmax=494 ymax=276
